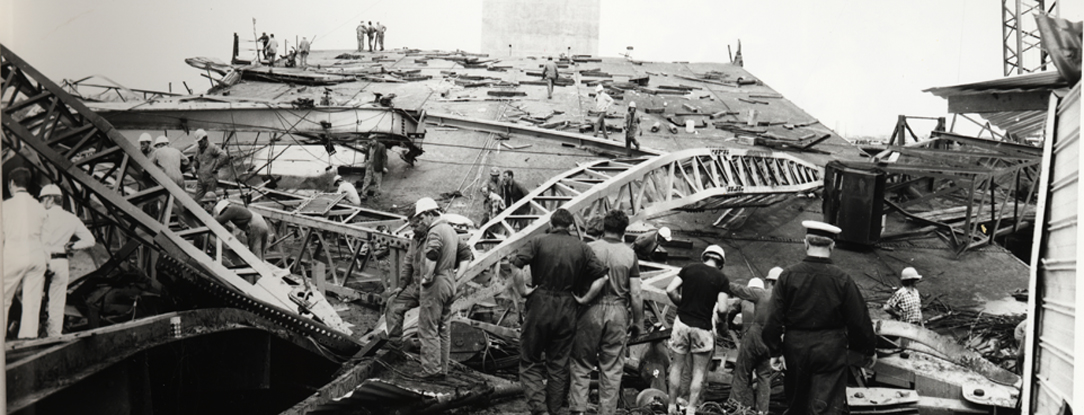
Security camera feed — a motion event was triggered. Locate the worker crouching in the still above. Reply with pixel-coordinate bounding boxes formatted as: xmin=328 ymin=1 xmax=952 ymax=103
xmin=213 ymin=200 xmax=271 ymax=265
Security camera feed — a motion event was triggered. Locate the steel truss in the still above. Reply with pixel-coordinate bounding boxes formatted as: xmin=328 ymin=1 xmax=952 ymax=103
xmin=0 ymin=46 xmax=355 ymax=340
xmin=1003 ymin=0 xmax=1058 ymax=76
xmin=361 ymin=147 xmax=824 ymax=342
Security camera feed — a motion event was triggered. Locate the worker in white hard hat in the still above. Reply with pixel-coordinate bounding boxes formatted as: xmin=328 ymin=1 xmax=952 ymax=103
xmin=412 ymin=196 xmax=471 ymax=380
xmin=884 ymin=267 xmax=923 ymax=325
xmin=762 ymin=220 xmax=876 ymax=415
xmin=593 ymin=84 xmax=615 ymax=139
xmin=624 ymin=100 xmax=641 ymax=155
xmin=633 ymin=226 xmax=672 ymax=262
xmin=138 ymin=133 xmax=154 ymax=156
xmin=3 ymin=168 xmax=48 ymax=339
xmin=480 ymin=167 xmax=504 ymax=225
xmin=39 ymin=184 xmax=95 ymax=337
xmin=212 ymin=199 xmax=270 ymax=265
xmin=192 ymin=129 xmax=229 ymax=203
xmin=665 ymin=244 xmax=732 ymax=415
xmin=384 ymin=200 xmax=473 ymax=350
xmin=333 ymin=175 xmax=361 ymax=205
xmin=149 ymin=135 xmax=188 ymax=188
xmin=726 ymin=267 xmax=783 ymax=413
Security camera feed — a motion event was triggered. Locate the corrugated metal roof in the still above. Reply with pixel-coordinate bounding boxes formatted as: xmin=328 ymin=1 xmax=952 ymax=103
xmin=980 ymin=110 xmax=1049 ymax=138
xmin=924 ymin=71 xmax=1069 ymax=98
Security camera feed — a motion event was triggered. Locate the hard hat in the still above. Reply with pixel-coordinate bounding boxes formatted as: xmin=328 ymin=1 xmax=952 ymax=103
xmin=595 ymin=84 xmax=604 ymax=92
xmin=39 ymin=184 xmax=63 ymax=198
xmin=490 ymin=167 xmax=500 ymax=177
xmin=154 ymin=136 xmax=170 ymax=146
xmin=901 ymin=267 xmax=923 ymax=281
xmin=658 ymin=227 xmax=672 ymax=241
xmin=413 ymin=197 xmax=440 ymax=218
xmin=766 ymin=266 xmax=784 ymax=281
xmin=628 ymin=101 xmax=637 ymax=108
xmin=138 ymin=133 xmax=153 ymax=143
xmin=333 ymin=175 xmax=344 ymax=183
xmin=194 ymin=129 xmax=208 ymax=141
xmin=701 ymin=244 xmax=725 ymax=263
xmin=747 ymin=278 xmax=764 ymax=289
xmin=200 ymin=192 xmax=219 ymax=203
xmin=213 ymin=200 xmax=230 ymax=217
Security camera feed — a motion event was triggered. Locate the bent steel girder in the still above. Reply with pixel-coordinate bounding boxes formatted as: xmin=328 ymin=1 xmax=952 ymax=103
xmin=0 ymin=45 xmax=354 ymax=337
xmin=460 ymin=147 xmax=823 ymax=287
xmin=358 ymin=147 xmax=822 ymax=343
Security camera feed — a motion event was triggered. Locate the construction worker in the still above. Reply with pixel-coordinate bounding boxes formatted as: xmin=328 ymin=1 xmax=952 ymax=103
xmin=884 ymin=267 xmax=923 ymax=325
xmin=384 ymin=211 xmax=472 ymax=348
xmin=499 ymin=170 xmax=528 ymax=213
xmin=376 ymin=22 xmax=386 ymax=51
xmin=625 ymin=101 xmax=642 ymax=155
xmin=149 ymin=136 xmax=188 ymax=188
xmin=762 ymin=221 xmax=877 ymax=415
xmin=213 ymin=200 xmax=270 ymax=263
xmin=569 ymin=210 xmax=643 ymax=415
xmin=480 ymin=167 xmax=503 ymax=224
xmin=665 ymin=244 xmax=732 ymax=415
xmin=192 ymin=129 xmax=229 ymax=203
xmin=334 ymin=175 xmax=361 ymax=205
xmin=367 ymin=21 xmax=377 ymax=52
xmin=266 ymin=34 xmax=278 ymax=66
xmin=298 ymin=37 xmax=311 ymax=67
xmin=138 ymin=133 xmax=154 ymax=157
xmin=542 ymin=56 xmax=559 ymax=99
xmin=511 ymin=208 xmax=608 ymax=415
xmin=39 ymin=184 xmax=95 ymax=337
xmin=726 ymin=267 xmax=782 ymax=414
xmin=361 ymin=138 xmax=387 ymax=198
xmin=413 ymin=196 xmax=470 ymax=380
xmin=633 ymin=226 xmax=671 ymax=262
xmin=593 ymin=84 xmax=614 ymax=139
xmin=356 ymin=22 xmax=367 ymax=52
xmin=3 ymin=168 xmax=48 ymax=339
xmin=258 ymin=32 xmax=269 ymax=61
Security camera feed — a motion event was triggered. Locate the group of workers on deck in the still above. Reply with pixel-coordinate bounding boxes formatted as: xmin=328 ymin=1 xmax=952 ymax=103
xmin=377 ymin=191 xmax=933 ymax=415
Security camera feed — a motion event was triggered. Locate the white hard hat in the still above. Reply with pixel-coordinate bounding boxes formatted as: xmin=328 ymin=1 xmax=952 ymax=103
xmin=39 ymin=184 xmax=63 ymax=198
xmin=747 ymin=278 xmax=764 ymax=289
xmin=138 ymin=133 xmax=153 ymax=143
xmin=901 ymin=267 xmax=923 ymax=281
xmin=766 ymin=267 xmax=784 ymax=281
xmin=213 ymin=200 xmax=230 ymax=217
xmin=194 ymin=129 xmax=208 ymax=141
xmin=802 ymin=220 xmax=842 ymax=238
xmin=333 ymin=175 xmax=344 ymax=183
xmin=658 ymin=227 xmax=672 ymax=241
xmin=628 ymin=101 xmax=637 ymax=108
xmin=595 ymin=84 xmax=604 ymax=92
xmin=701 ymin=244 xmax=725 ymax=263
xmin=154 ymin=136 xmax=170 ymax=146
xmin=414 ymin=197 xmax=440 ymax=218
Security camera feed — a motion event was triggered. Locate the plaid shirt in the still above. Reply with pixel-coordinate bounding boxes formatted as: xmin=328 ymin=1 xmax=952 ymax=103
xmin=886 ymin=286 xmax=922 ymax=325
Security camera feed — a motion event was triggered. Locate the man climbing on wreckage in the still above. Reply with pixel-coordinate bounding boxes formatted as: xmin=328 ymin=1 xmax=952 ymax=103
xmin=383 ymin=207 xmax=472 ymax=350
xmin=665 ymin=244 xmax=731 ymax=415
xmin=762 ymin=221 xmax=877 ymax=415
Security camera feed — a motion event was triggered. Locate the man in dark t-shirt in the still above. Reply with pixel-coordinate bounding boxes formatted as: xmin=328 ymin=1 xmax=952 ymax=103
xmin=665 ymin=244 xmax=731 ymax=415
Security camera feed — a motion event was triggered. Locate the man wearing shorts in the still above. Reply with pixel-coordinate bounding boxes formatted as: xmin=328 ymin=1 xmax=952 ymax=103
xmin=665 ymin=244 xmax=731 ymax=415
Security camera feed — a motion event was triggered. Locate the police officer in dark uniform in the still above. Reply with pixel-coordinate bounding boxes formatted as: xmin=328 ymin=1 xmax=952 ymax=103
xmin=761 ymin=220 xmax=877 ymax=415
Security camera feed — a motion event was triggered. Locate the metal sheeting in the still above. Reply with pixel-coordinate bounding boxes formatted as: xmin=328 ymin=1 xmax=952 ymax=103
xmin=1026 ymin=82 xmax=1080 ymax=415
xmin=924 ymin=71 xmax=1069 ymax=98
xmin=980 ymin=109 xmax=1049 ymax=138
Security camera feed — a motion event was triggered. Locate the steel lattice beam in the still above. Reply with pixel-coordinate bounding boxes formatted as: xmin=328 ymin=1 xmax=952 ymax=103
xmin=0 ymin=45 xmax=355 ymax=336
xmin=1003 ymin=0 xmax=1057 ymax=76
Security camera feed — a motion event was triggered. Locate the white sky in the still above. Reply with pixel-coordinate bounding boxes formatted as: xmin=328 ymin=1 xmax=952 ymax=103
xmin=2 ymin=0 xmax=1080 ymax=137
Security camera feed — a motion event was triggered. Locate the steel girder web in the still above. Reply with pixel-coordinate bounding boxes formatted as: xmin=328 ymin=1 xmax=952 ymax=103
xmin=0 ymin=46 xmax=358 ymax=352
xmin=360 ymin=147 xmax=824 ymax=343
